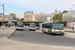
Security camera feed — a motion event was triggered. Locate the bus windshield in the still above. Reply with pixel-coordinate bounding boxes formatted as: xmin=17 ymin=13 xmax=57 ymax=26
xmin=53 ymin=24 xmax=64 ymax=29
xmin=17 ymin=24 xmax=23 ymax=27
xmin=30 ymin=24 xmax=35 ymax=28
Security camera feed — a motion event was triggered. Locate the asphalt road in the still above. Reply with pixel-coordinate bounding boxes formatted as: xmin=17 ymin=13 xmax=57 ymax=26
xmin=65 ymin=30 xmax=75 ymax=33
xmin=9 ymin=28 xmax=75 ymax=47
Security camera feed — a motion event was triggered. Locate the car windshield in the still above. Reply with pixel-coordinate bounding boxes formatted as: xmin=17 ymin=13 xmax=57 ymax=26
xmin=53 ymin=24 xmax=64 ymax=29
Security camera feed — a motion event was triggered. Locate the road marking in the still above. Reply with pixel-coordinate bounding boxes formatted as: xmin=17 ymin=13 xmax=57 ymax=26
xmin=52 ymin=46 xmax=75 ymax=49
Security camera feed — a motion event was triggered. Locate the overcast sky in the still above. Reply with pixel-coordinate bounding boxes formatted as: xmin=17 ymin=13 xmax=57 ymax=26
xmin=0 ymin=0 xmax=75 ymax=18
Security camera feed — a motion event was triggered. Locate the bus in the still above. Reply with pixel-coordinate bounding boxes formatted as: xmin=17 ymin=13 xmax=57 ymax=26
xmin=42 ymin=21 xmax=64 ymax=35
xmin=16 ymin=22 xmax=24 ymax=31
xmin=29 ymin=23 xmax=36 ymax=31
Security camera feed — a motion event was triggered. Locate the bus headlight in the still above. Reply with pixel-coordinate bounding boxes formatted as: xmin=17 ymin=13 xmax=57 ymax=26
xmin=62 ymin=30 xmax=64 ymax=32
xmin=52 ymin=29 xmax=54 ymax=32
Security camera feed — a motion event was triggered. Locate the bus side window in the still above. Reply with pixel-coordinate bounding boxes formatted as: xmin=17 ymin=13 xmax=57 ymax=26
xmin=42 ymin=24 xmax=46 ymax=28
xmin=46 ymin=26 xmax=49 ymax=28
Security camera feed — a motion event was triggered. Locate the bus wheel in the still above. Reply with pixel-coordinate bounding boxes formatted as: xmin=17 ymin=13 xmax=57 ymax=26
xmin=29 ymin=29 xmax=31 ymax=31
xmin=49 ymin=32 xmax=52 ymax=35
xmin=43 ymin=31 xmax=45 ymax=33
xmin=22 ymin=29 xmax=23 ymax=31
xmin=42 ymin=30 xmax=45 ymax=33
xmin=48 ymin=30 xmax=52 ymax=35
xmin=34 ymin=30 xmax=36 ymax=31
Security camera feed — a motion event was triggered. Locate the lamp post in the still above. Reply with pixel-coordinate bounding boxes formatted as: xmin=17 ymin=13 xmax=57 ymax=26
xmin=69 ymin=4 xmax=75 ymax=11
xmin=55 ymin=9 xmax=57 ymax=20
xmin=69 ymin=4 xmax=75 ymax=21
xmin=0 ymin=4 xmax=5 ymax=30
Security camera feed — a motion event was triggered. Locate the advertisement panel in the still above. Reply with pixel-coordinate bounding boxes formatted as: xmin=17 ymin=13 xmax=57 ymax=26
xmin=67 ymin=22 xmax=75 ymax=27
xmin=8 ymin=19 xmax=12 ymax=24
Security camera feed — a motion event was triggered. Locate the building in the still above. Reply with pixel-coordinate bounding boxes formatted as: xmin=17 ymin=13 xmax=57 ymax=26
xmin=10 ymin=13 xmax=16 ymax=20
xmin=24 ymin=11 xmax=33 ymax=21
xmin=24 ymin=11 xmax=52 ymax=21
xmin=47 ymin=17 xmax=52 ymax=21
xmin=62 ymin=10 xmax=75 ymax=21
xmin=33 ymin=13 xmax=51 ymax=21
xmin=0 ymin=15 xmax=3 ymax=21
xmin=62 ymin=10 xmax=75 ymax=27
xmin=50 ymin=13 xmax=55 ymax=18
xmin=4 ymin=15 xmax=10 ymax=21
xmin=0 ymin=15 xmax=15 ymax=21
xmin=4 ymin=15 xmax=15 ymax=21
xmin=0 ymin=13 xmax=3 ymax=21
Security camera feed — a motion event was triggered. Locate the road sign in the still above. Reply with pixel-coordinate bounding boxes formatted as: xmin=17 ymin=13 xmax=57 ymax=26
xmin=8 ymin=19 xmax=12 ymax=24
xmin=0 ymin=13 xmax=3 ymax=15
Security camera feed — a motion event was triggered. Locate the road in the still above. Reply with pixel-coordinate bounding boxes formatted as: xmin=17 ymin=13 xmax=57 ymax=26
xmin=9 ymin=28 xmax=75 ymax=47
xmin=65 ymin=30 xmax=75 ymax=33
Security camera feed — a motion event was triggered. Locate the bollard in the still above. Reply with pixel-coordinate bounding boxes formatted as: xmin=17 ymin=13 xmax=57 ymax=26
xmin=10 ymin=26 xmax=12 ymax=28
xmin=72 ymin=27 xmax=74 ymax=30
xmin=1 ymin=26 xmax=6 ymax=30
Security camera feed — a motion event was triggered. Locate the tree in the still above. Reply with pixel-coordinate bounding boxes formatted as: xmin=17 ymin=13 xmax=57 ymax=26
xmin=20 ymin=18 xmax=24 ymax=21
xmin=15 ymin=19 xmax=19 ymax=20
xmin=15 ymin=18 xmax=24 ymax=21
xmin=52 ymin=10 xmax=68 ymax=21
xmin=61 ymin=10 xmax=68 ymax=14
xmin=60 ymin=10 xmax=68 ymax=20
xmin=53 ymin=13 xmax=61 ymax=20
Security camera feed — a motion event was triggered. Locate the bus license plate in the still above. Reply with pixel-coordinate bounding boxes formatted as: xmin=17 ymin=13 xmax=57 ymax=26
xmin=57 ymin=33 xmax=60 ymax=34
xmin=59 ymin=30 xmax=61 ymax=32
xmin=33 ymin=28 xmax=34 ymax=29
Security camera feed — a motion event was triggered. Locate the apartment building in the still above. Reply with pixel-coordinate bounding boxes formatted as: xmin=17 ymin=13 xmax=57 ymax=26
xmin=24 ymin=11 xmax=33 ymax=21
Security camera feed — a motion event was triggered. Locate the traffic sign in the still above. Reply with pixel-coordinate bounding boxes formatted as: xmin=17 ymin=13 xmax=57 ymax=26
xmin=8 ymin=19 xmax=12 ymax=24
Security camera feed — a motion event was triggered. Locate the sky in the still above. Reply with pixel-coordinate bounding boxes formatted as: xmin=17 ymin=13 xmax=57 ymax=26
xmin=0 ymin=0 xmax=75 ymax=18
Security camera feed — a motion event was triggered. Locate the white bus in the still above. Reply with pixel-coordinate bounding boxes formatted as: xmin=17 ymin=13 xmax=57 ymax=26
xmin=16 ymin=22 xmax=24 ymax=31
xmin=42 ymin=21 xmax=64 ymax=35
xmin=29 ymin=23 xmax=36 ymax=31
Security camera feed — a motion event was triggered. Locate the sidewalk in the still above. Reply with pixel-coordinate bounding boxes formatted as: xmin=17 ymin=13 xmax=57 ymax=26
xmin=0 ymin=27 xmax=16 ymax=38
xmin=0 ymin=28 xmax=75 ymax=50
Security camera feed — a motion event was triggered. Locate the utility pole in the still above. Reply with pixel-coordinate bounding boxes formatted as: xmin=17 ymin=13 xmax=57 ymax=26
xmin=69 ymin=4 xmax=75 ymax=21
xmin=0 ymin=4 xmax=5 ymax=30
xmin=69 ymin=4 xmax=75 ymax=11
xmin=3 ymin=4 xmax=5 ymax=30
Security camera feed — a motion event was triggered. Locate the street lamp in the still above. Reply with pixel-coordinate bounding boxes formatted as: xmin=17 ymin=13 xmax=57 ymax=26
xmin=69 ymin=4 xmax=75 ymax=21
xmin=55 ymin=9 xmax=57 ymax=20
xmin=0 ymin=4 xmax=5 ymax=30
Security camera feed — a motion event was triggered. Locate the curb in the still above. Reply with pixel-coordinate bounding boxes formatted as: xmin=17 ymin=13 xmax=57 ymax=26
xmin=7 ymin=28 xmax=16 ymax=39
